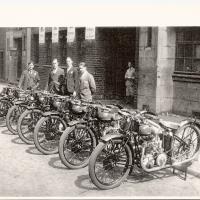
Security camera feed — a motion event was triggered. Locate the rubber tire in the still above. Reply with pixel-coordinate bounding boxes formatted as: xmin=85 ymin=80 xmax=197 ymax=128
xmin=34 ymin=115 xmax=67 ymax=155
xmin=174 ymin=123 xmax=200 ymax=159
xmin=6 ymin=105 xmax=21 ymax=135
xmin=89 ymin=139 xmax=132 ymax=190
xmin=0 ymin=99 xmax=12 ymax=118
xmin=59 ymin=124 xmax=97 ymax=169
xmin=17 ymin=109 xmax=43 ymax=144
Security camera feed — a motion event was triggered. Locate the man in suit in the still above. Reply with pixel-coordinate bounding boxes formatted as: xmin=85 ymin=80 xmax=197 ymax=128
xmin=78 ymin=62 xmax=96 ymax=102
xmin=18 ymin=61 xmax=40 ymax=90
xmin=61 ymin=57 xmax=78 ymax=96
xmin=45 ymin=58 xmax=64 ymax=94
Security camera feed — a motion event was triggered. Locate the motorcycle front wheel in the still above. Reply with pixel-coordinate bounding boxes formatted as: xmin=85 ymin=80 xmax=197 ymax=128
xmin=172 ymin=123 xmax=200 ymax=162
xmin=59 ymin=124 xmax=97 ymax=169
xmin=17 ymin=109 xmax=43 ymax=144
xmin=89 ymin=138 xmax=132 ymax=190
xmin=34 ymin=115 xmax=67 ymax=154
xmin=6 ymin=105 xmax=26 ymax=134
xmin=0 ymin=99 xmax=12 ymax=118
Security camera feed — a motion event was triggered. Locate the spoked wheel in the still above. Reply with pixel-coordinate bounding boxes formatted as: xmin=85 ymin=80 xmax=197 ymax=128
xmin=89 ymin=138 xmax=132 ymax=190
xmin=34 ymin=115 xmax=67 ymax=154
xmin=172 ymin=124 xmax=200 ymax=163
xmin=17 ymin=109 xmax=43 ymax=144
xmin=0 ymin=99 xmax=12 ymax=118
xmin=59 ymin=124 xmax=96 ymax=169
xmin=6 ymin=105 xmax=26 ymax=134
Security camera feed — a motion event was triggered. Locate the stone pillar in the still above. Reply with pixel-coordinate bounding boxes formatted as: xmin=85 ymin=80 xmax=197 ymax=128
xmin=137 ymin=27 xmax=158 ymax=112
xmin=5 ymin=31 xmax=15 ymax=82
xmin=155 ymin=27 xmax=176 ymax=113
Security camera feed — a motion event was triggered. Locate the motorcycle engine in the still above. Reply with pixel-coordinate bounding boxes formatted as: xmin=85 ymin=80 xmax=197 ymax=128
xmin=140 ymin=126 xmax=168 ymax=170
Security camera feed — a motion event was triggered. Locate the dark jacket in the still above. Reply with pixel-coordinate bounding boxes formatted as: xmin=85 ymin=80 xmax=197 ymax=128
xmin=46 ymin=67 xmax=64 ymax=94
xmin=62 ymin=67 xmax=79 ymax=95
xmin=78 ymin=71 xmax=96 ymax=102
xmin=18 ymin=69 xmax=40 ymax=90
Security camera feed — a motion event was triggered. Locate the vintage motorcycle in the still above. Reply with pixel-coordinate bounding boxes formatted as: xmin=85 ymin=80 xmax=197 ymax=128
xmin=88 ymin=110 xmax=200 ymax=190
xmin=33 ymin=95 xmax=73 ymax=155
xmin=6 ymin=89 xmax=38 ymax=134
xmin=0 ymin=86 xmax=22 ymax=119
xmin=33 ymin=98 xmax=115 ymax=155
xmin=58 ymin=102 xmax=125 ymax=169
xmin=17 ymin=91 xmax=56 ymax=144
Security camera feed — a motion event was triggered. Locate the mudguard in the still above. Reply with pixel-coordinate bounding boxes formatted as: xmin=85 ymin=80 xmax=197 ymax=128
xmin=179 ymin=118 xmax=200 ymax=128
xmin=42 ymin=111 xmax=60 ymax=117
xmin=100 ymin=133 xmax=125 ymax=143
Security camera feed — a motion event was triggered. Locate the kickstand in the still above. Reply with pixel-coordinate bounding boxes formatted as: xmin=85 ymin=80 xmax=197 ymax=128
xmin=172 ymin=164 xmax=188 ymax=181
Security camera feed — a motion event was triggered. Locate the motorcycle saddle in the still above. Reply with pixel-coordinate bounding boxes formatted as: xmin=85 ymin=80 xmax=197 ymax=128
xmin=159 ymin=119 xmax=179 ymax=130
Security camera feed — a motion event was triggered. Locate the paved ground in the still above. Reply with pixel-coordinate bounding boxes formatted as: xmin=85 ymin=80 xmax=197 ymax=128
xmin=0 ymin=82 xmax=200 ymax=198
xmin=0 ymin=117 xmax=200 ymax=198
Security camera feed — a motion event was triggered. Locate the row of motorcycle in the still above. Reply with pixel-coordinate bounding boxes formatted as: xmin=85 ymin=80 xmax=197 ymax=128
xmin=0 ymin=84 xmax=200 ymax=190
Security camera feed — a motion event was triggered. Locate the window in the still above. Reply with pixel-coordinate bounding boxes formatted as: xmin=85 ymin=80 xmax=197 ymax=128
xmin=147 ymin=27 xmax=152 ymax=48
xmin=59 ymin=30 xmax=67 ymax=65
xmin=175 ymin=28 xmax=200 ymax=72
xmin=45 ymin=32 xmax=52 ymax=65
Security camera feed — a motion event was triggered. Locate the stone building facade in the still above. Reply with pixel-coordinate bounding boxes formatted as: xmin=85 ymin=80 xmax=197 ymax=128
xmin=0 ymin=27 xmax=199 ymax=116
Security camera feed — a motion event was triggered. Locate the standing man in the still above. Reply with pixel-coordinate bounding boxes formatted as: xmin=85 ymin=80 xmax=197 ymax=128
xmin=125 ymin=61 xmax=135 ymax=104
xmin=61 ymin=57 xmax=78 ymax=96
xmin=78 ymin=62 xmax=96 ymax=102
xmin=45 ymin=58 xmax=64 ymax=94
xmin=18 ymin=61 xmax=40 ymax=90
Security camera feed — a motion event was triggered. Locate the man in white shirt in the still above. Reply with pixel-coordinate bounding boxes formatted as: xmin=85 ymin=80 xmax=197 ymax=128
xmin=125 ymin=61 xmax=135 ymax=104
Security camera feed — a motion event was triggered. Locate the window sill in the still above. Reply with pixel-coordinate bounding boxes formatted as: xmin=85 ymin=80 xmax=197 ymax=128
xmin=172 ymin=71 xmax=200 ymax=83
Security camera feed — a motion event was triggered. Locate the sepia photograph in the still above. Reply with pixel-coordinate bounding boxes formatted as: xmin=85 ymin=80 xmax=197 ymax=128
xmin=0 ymin=1 xmax=200 ymax=199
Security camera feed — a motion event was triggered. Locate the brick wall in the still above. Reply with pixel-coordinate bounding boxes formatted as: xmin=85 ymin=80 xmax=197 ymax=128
xmin=39 ymin=44 xmax=47 ymax=65
xmin=31 ymin=27 xmax=138 ymax=101
xmin=31 ymin=33 xmax=39 ymax=64
xmin=84 ymin=38 xmax=106 ymax=99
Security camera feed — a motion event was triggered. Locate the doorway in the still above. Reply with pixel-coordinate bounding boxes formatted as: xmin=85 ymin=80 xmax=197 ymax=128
xmin=103 ymin=28 xmax=137 ymax=100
